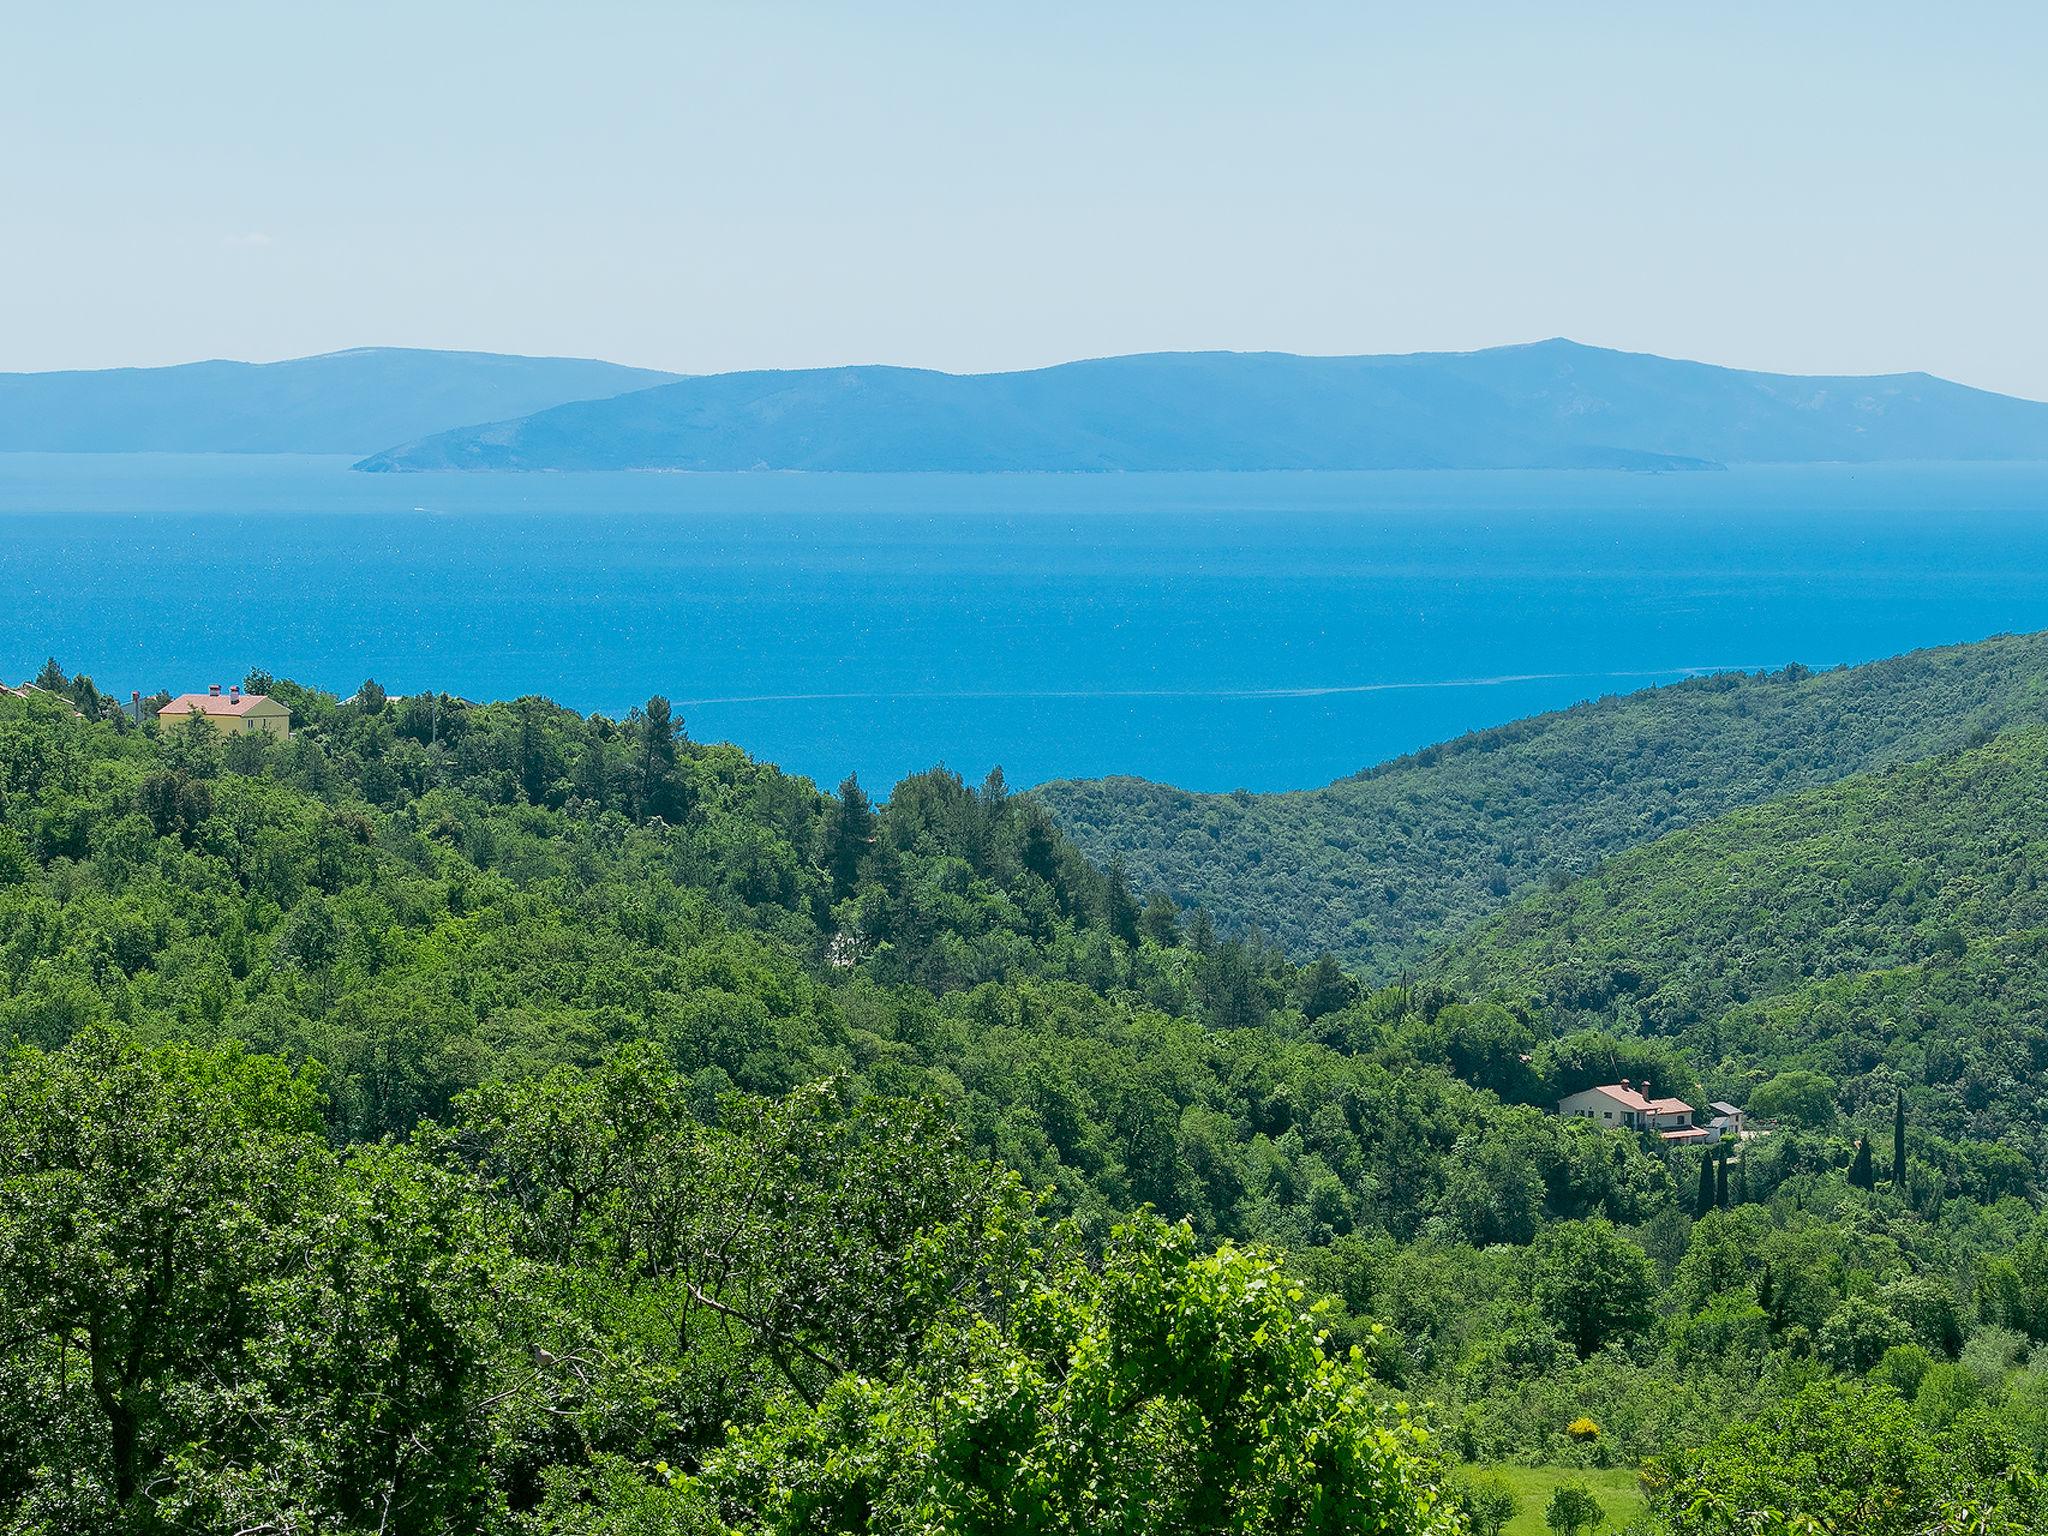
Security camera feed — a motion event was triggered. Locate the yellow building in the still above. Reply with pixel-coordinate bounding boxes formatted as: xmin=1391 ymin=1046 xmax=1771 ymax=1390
xmin=156 ymin=685 xmax=291 ymax=738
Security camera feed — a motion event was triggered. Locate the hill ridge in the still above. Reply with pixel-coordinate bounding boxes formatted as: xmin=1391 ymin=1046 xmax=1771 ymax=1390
xmin=352 ymin=339 xmax=2048 ymax=472
xmin=1037 ymin=631 xmax=2048 ymax=975
xmin=0 ymin=346 xmax=680 ymax=455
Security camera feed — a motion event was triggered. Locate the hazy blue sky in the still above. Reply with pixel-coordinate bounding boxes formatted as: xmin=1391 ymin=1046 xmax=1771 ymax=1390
xmin=6 ymin=2 xmax=2045 ymax=396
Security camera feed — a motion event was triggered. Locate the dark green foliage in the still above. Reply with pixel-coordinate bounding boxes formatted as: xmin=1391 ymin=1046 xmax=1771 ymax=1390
xmin=1894 ymin=1090 xmax=1907 ymax=1189
xmin=1530 ymin=1219 xmax=1657 ymax=1358
xmin=1042 ymin=633 xmax=2048 ymax=974
xmin=1442 ymin=727 xmax=2048 ymax=1185
xmin=12 ymin=661 xmax=2048 ymax=1530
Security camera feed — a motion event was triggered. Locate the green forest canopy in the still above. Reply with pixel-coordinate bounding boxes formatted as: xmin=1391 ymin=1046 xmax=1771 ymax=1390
xmin=1037 ymin=630 xmax=2048 ymax=976
xmin=6 ymin=668 xmax=2048 ymax=1532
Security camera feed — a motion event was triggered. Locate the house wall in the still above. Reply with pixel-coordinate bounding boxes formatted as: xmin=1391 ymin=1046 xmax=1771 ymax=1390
xmin=1558 ymin=1088 xmax=1635 ymax=1127
xmin=158 ymin=703 xmax=290 ymax=738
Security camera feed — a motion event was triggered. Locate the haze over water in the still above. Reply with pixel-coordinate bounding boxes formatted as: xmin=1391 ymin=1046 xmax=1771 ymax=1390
xmin=6 ymin=454 xmax=2048 ymax=793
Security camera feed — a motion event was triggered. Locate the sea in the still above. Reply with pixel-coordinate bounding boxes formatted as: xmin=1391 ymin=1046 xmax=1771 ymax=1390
xmin=5 ymin=454 xmax=2048 ymax=794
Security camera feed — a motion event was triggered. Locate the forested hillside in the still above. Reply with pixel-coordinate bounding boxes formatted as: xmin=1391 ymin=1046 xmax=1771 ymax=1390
xmin=1438 ymin=726 xmax=2048 ymax=1179
xmin=1039 ymin=630 xmax=2048 ymax=974
xmin=7 ymin=673 xmax=2048 ymax=1533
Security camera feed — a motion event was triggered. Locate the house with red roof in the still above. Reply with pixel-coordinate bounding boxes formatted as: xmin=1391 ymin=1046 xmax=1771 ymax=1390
xmin=155 ymin=684 xmax=291 ymax=739
xmin=1558 ymin=1079 xmax=1709 ymax=1144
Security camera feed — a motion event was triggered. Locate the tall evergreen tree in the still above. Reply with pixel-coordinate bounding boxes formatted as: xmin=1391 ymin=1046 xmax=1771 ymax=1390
xmin=1893 ymin=1090 xmax=1908 ymax=1191
xmin=1139 ymin=891 xmax=1182 ymax=948
xmin=1101 ymin=857 xmax=1142 ymax=947
xmin=1696 ymin=1150 xmax=1717 ymax=1218
xmin=1735 ymin=1149 xmax=1751 ymax=1206
xmin=1715 ymin=1144 xmax=1729 ymax=1209
xmin=824 ymin=773 xmax=878 ymax=901
xmin=637 ymin=695 xmax=685 ymax=821
xmin=1849 ymin=1136 xmax=1875 ymax=1191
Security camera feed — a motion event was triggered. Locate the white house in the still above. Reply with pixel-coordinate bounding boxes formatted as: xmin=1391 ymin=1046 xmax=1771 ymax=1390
xmin=1558 ymin=1080 xmax=1709 ymax=1144
xmin=1708 ymin=1101 xmax=1746 ymax=1140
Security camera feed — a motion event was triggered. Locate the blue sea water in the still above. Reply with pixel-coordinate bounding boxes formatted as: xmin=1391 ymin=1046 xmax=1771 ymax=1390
xmin=4 ymin=454 xmax=2048 ymax=793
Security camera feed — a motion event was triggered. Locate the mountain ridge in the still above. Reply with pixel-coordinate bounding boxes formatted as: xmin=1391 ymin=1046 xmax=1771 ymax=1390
xmin=0 ymin=346 xmax=680 ymax=455
xmin=353 ymin=338 xmax=2048 ymax=472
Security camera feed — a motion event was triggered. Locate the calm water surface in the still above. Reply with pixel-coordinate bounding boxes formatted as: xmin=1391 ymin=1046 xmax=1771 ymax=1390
xmin=4 ymin=455 xmax=2047 ymax=792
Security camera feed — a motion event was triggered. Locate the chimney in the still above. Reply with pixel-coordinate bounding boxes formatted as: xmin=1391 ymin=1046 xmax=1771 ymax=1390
xmin=131 ymin=689 xmax=141 ymax=724
xmin=230 ymin=685 xmax=241 ymax=700
xmin=209 ymin=683 xmax=221 ymax=697
xmin=1621 ymin=1078 xmax=1631 ymax=1091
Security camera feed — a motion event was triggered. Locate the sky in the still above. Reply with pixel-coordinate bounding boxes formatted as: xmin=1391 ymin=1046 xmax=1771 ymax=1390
xmin=5 ymin=2 xmax=2046 ymax=397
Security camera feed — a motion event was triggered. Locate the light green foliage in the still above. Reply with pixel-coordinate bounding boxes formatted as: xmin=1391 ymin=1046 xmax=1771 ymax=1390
xmin=1744 ymin=1072 xmax=1838 ymax=1130
xmin=13 ymin=661 xmax=2048 ymax=1529
xmin=1543 ymin=1481 xmax=1604 ymax=1535
xmin=705 ymin=1217 xmax=1461 ymax=1535
xmin=1646 ymin=1379 xmax=2048 ymax=1535
xmin=1448 ymin=1468 xmax=1520 ymax=1535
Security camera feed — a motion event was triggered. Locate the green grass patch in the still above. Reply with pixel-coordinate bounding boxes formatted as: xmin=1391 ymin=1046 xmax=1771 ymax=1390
xmin=1463 ymin=1464 xmax=1646 ymax=1534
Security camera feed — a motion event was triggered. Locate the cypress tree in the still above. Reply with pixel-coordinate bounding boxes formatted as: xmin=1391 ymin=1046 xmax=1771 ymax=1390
xmin=1893 ymin=1090 xmax=1908 ymax=1191
xmin=1736 ymin=1149 xmax=1751 ymax=1206
xmin=1849 ymin=1136 xmax=1875 ymax=1191
xmin=1715 ymin=1144 xmax=1730 ymax=1209
xmin=1696 ymin=1150 xmax=1717 ymax=1217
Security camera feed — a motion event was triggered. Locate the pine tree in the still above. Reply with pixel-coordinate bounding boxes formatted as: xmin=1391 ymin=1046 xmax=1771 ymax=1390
xmin=1696 ymin=1150 xmax=1717 ymax=1218
xmin=1139 ymin=891 xmax=1182 ymax=948
xmin=1101 ymin=858 xmax=1142 ymax=947
xmin=824 ymin=774 xmax=877 ymax=900
xmin=636 ymin=695 xmax=686 ymax=822
xmin=1715 ymin=1145 xmax=1729 ymax=1209
xmin=1893 ymin=1090 xmax=1908 ymax=1191
xmin=1849 ymin=1136 xmax=1875 ymax=1191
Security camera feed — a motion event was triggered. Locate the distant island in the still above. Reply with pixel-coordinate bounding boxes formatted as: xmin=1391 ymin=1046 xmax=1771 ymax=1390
xmin=353 ymin=339 xmax=2048 ymax=473
xmin=0 ymin=347 xmax=677 ymax=456
xmin=8 ymin=338 xmax=2048 ymax=471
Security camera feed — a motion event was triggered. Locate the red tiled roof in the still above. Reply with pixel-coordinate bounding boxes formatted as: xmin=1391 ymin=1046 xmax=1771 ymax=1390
xmin=1582 ymin=1083 xmax=1694 ymax=1115
xmin=158 ymin=691 xmax=281 ymax=717
xmin=1585 ymin=1083 xmax=1652 ymax=1112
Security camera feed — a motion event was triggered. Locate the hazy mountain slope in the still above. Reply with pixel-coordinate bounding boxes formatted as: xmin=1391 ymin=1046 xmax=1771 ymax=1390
xmin=1434 ymin=726 xmax=2048 ymax=1048
xmin=1037 ymin=632 xmax=2048 ymax=975
xmin=354 ymin=339 xmax=2048 ymax=471
xmin=0 ymin=347 xmax=678 ymax=454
